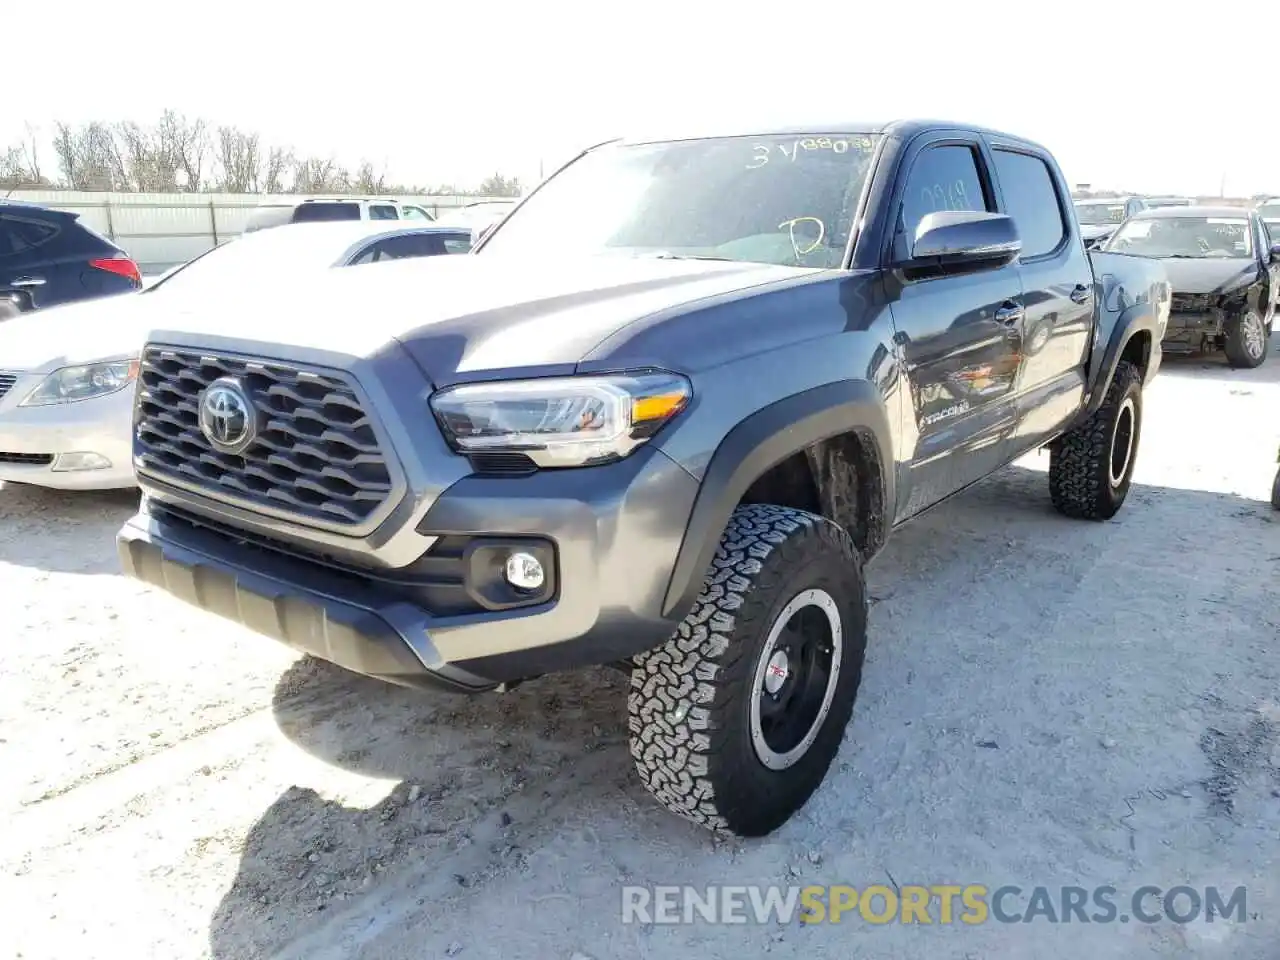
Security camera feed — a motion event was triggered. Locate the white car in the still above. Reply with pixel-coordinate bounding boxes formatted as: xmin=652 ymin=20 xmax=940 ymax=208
xmin=0 ymin=220 xmax=471 ymax=490
xmin=242 ymin=197 xmax=440 ymax=233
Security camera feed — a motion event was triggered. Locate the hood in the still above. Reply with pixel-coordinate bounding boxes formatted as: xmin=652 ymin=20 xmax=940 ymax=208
xmin=1159 ymin=258 xmax=1257 ymax=296
xmin=0 ymin=291 xmax=164 ymax=374
xmin=147 ymin=255 xmax=826 ymax=386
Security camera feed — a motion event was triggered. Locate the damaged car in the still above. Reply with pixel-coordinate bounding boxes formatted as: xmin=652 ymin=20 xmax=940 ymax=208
xmin=1101 ymin=205 xmax=1278 ymax=368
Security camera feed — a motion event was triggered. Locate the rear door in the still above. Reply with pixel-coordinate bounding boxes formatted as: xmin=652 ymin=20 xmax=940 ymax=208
xmin=886 ymin=135 xmax=1027 ymax=520
xmin=986 ymin=143 xmax=1093 ymax=448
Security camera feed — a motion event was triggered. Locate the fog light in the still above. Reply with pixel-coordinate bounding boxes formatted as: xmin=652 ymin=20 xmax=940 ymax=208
xmin=504 ymin=551 xmax=545 ymax=591
xmin=51 ymin=452 xmax=111 ymax=472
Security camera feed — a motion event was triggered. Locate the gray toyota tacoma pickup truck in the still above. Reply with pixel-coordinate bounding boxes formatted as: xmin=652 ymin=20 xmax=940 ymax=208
xmin=117 ymin=119 xmax=1170 ymax=837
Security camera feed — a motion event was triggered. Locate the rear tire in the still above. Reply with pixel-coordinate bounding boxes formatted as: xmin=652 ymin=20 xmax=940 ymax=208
xmin=1049 ymin=360 xmax=1143 ymax=520
xmin=1223 ymin=309 xmax=1268 ymax=368
xmin=628 ymin=503 xmax=867 ymax=836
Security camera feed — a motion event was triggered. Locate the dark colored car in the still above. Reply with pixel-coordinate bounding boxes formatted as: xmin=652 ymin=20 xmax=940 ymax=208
xmin=118 ymin=119 xmax=1168 ymax=837
xmin=0 ymin=201 xmax=141 ymax=322
xmin=1101 ymin=205 xmax=1278 ymax=367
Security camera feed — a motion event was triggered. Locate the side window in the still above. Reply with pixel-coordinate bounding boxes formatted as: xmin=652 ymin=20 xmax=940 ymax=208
xmin=350 ymin=233 xmax=449 ymax=264
xmin=401 ymin=206 xmax=433 ymax=221
xmin=0 ymin=214 xmax=61 ymax=258
xmin=369 ymin=204 xmax=399 ymax=221
xmin=900 ymin=144 xmax=990 ymax=243
xmin=443 ymin=236 xmax=472 ymax=254
xmin=992 ymin=149 xmax=1067 ymax=259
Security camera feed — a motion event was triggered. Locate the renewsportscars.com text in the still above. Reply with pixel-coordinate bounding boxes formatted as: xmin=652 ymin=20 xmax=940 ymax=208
xmin=621 ymin=884 xmax=1249 ymax=926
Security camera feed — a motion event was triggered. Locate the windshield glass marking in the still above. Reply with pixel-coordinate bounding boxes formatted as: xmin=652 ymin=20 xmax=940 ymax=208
xmin=746 ymin=136 xmax=876 ymax=169
xmin=479 ymin=134 xmax=879 ymax=268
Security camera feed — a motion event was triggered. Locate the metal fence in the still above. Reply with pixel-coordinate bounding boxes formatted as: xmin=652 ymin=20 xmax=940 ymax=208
xmin=4 ymin=190 xmax=506 ymax=274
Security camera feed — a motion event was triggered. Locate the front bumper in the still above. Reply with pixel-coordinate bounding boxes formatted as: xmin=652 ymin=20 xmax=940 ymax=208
xmin=0 ymin=381 xmax=136 ymax=489
xmin=118 ymin=443 xmax=701 ymax=690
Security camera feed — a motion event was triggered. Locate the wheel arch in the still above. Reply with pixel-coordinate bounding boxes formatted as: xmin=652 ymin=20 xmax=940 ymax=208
xmin=1080 ymin=301 xmax=1161 ymax=422
xmin=660 ymin=380 xmax=894 ymax=621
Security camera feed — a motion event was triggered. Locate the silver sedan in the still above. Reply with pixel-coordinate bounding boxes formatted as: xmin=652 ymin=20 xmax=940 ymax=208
xmin=0 ymin=221 xmax=471 ymax=490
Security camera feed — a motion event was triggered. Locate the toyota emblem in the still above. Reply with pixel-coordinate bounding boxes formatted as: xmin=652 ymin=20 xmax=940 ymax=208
xmin=198 ymin=378 xmax=257 ymax=455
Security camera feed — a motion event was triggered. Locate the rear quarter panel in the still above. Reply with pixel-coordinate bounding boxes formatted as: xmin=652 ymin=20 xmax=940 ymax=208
xmin=1083 ymin=249 xmax=1169 ymax=400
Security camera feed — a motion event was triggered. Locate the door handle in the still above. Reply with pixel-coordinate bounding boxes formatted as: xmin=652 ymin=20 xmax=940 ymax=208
xmin=994 ymin=301 xmax=1024 ymax=325
xmin=10 ymin=276 xmax=46 ymax=287
xmin=1070 ymin=284 xmax=1092 ymax=304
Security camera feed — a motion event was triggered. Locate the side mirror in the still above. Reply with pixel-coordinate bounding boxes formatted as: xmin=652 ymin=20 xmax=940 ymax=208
xmin=1269 ymin=242 xmax=1280 ymax=263
xmin=905 ymin=210 xmax=1021 ymax=273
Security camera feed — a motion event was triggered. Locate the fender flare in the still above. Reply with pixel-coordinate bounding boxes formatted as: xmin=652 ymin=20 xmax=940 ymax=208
xmin=1080 ymin=300 xmax=1162 ymax=420
xmin=660 ymin=379 xmax=895 ymax=620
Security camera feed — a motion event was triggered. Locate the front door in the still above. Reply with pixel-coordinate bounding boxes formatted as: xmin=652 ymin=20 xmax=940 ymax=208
xmin=886 ymin=138 xmax=1026 ymax=522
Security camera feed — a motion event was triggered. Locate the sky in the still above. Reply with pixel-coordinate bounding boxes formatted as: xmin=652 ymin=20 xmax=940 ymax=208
xmin=5 ymin=0 xmax=1275 ymax=196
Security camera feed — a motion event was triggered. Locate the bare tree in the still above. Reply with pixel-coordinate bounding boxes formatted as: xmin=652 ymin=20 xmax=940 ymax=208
xmin=157 ymin=110 xmax=209 ymax=191
xmin=352 ymin=160 xmax=387 ymax=195
xmin=115 ymin=120 xmax=173 ymax=191
xmin=27 ymin=110 xmax=518 ymax=197
xmin=262 ymin=146 xmax=292 ymax=194
xmin=52 ymin=121 xmax=127 ymax=191
xmin=215 ymin=126 xmax=262 ymax=193
xmin=476 ymin=172 xmax=522 ymax=197
xmin=291 ymin=156 xmax=350 ymax=194
xmin=0 ymin=124 xmax=50 ymax=189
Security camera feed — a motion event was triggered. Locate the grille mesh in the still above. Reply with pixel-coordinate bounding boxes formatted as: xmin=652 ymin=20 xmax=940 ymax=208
xmin=134 ymin=347 xmax=393 ymax=526
xmin=0 ymin=373 xmax=16 ymax=400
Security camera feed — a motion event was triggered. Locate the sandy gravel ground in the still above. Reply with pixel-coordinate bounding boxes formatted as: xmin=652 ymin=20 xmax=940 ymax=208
xmin=2 ymin=350 xmax=1278 ymax=960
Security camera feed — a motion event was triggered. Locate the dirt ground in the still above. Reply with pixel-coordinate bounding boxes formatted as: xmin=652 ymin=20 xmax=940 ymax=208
xmin=2 ymin=350 xmax=1278 ymax=960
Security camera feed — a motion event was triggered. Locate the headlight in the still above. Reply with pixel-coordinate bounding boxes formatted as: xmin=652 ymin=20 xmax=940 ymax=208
xmin=430 ymin=371 xmax=691 ymax=468
xmin=20 ymin=359 xmax=139 ymax=407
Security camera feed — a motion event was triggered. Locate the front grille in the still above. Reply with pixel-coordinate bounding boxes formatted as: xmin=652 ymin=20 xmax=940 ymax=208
xmin=0 ymin=452 xmax=53 ymax=465
xmin=135 ymin=347 xmax=394 ymax=527
xmin=0 ymin=373 xmax=17 ymax=400
xmin=1170 ymin=292 xmax=1214 ymax=314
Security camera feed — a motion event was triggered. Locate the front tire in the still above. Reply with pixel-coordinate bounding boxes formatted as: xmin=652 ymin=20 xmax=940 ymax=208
xmin=628 ymin=504 xmax=867 ymax=836
xmin=1048 ymin=360 xmax=1143 ymax=520
xmin=1223 ymin=309 xmax=1268 ymax=368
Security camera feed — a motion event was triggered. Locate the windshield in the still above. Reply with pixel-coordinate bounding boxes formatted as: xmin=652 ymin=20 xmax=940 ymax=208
xmin=479 ymin=133 xmax=880 ymax=267
xmin=147 ymin=226 xmax=357 ymax=294
xmin=1074 ymin=202 xmax=1127 ymax=225
xmin=1103 ymin=216 xmax=1254 ymax=259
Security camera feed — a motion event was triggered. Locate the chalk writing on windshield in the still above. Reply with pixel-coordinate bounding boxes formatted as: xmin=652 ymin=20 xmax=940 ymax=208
xmin=778 ymin=217 xmax=826 ymax=258
xmin=746 ymin=137 xmax=874 ymax=170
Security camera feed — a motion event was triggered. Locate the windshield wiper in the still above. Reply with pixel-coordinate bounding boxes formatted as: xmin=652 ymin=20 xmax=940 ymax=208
xmin=644 ymin=252 xmax=736 ymax=262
